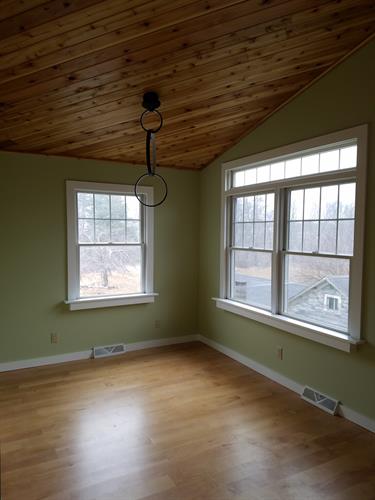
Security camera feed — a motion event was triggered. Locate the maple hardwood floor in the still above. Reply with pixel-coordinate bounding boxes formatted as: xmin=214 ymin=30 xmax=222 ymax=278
xmin=0 ymin=342 xmax=374 ymax=500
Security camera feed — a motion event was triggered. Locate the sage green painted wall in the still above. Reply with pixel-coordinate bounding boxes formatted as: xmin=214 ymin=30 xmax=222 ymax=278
xmin=199 ymin=40 xmax=375 ymax=420
xmin=0 ymin=153 xmax=199 ymax=362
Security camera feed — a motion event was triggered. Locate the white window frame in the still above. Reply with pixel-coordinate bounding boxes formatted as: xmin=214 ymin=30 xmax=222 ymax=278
xmin=65 ymin=180 xmax=156 ymax=311
xmin=215 ymin=125 xmax=367 ymax=352
xmin=324 ymin=294 xmax=341 ymax=311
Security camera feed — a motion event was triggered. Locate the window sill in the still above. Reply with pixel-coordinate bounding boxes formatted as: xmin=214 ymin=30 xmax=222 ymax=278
xmin=213 ymin=298 xmax=361 ymax=352
xmin=65 ymin=293 xmax=158 ymax=311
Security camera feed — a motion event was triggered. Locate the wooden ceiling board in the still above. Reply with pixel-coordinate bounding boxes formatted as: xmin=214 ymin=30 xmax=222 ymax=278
xmin=0 ymin=0 xmax=374 ymax=169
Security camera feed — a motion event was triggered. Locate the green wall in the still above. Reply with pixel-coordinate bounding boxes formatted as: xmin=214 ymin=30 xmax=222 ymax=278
xmin=0 ymin=153 xmax=199 ymax=361
xmin=199 ymin=40 xmax=375 ymax=420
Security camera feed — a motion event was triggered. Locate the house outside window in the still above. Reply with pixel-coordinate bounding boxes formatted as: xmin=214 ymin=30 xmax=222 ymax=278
xmin=216 ymin=126 xmax=367 ymax=352
xmin=66 ymin=181 xmax=155 ymax=310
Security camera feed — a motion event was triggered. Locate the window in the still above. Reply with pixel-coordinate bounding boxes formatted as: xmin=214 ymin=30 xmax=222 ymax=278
xmin=217 ymin=126 xmax=367 ymax=351
xmin=66 ymin=181 xmax=155 ymax=310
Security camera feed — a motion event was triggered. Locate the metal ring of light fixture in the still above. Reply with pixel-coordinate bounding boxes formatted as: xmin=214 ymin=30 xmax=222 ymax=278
xmin=134 ymin=92 xmax=168 ymax=208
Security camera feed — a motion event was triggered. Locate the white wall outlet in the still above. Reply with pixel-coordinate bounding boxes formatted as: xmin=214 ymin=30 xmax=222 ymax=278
xmin=154 ymin=320 xmax=161 ymax=329
xmin=277 ymin=346 xmax=283 ymax=360
xmin=51 ymin=333 xmax=59 ymax=344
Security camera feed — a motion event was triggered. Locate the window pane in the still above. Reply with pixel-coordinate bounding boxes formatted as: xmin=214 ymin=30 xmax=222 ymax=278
xmin=320 ymin=149 xmax=339 ymax=172
xmin=285 ymin=158 xmax=301 ymax=178
xmin=301 ymin=154 xmax=319 ymax=176
xmin=303 ymin=221 xmax=319 ymax=253
xmin=254 ymin=194 xmax=266 ymax=221
xmin=304 ymin=187 xmax=320 ymax=219
xmin=232 ymin=250 xmax=272 ymax=310
xmin=319 ymin=221 xmax=337 ymax=254
xmin=266 ymin=193 xmax=274 ymax=221
xmin=78 ymin=193 xmax=94 ymax=218
xmin=111 ymin=220 xmax=126 ymax=243
xmin=284 ymin=254 xmax=349 ymax=331
xmin=254 ymin=223 xmax=265 ymax=249
xmin=290 ymin=190 xmax=303 ymax=220
xmin=95 ymin=220 xmax=110 ymax=242
xmin=243 ymin=223 xmax=253 ymax=247
xmin=256 ymin=165 xmax=270 ymax=183
xmin=94 ymin=194 xmax=110 ymax=219
xmin=265 ymin=222 xmax=274 ymax=250
xmin=244 ymin=196 xmax=254 ymax=222
xmin=340 ymin=145 xmax=357 ymax=169
xmin=78 ymin=219 xmax=94 ymax=243
xmin=126 ymin=196 xmax=140 ymax=219
xmin=288 ymin=221 xmax=302 ymax=251
xmin=234 ymin=223 xmax=243 ymax=247
xmin=111 ymin=195 xmax=125 ymax=219
xmin=339 ymin=183 xmax=355 ymax=219
xmin=244 ymin=168 xmax=256 ymax=185
xmin=270 ymin=161 xmax=284 ymax=180
xmin=337 ymin=220 xmax=354 ymax=255
xmin=126 ymin=221 xmax=141 ymax=243
xmin=235 ymin=197 xmax=244 ymax=222
xmin=233 ymin=170 xmax=245 ymax=187
xmin=80 ymin=245 xmax=142 ymax=297
xmin=320 ymin=185 xmax=338 ymax=219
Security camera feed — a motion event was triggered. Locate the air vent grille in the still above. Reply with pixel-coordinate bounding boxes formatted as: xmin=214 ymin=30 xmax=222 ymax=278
xmin=301 ymin=386 xmax=339 ymax=415
xmin=93 ymin=343 xmax=126 ymax=358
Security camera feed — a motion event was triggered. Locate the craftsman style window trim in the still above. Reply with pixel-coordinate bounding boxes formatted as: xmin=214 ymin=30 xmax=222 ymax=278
xmin=215 ymin=125 xmax=368 ymax=352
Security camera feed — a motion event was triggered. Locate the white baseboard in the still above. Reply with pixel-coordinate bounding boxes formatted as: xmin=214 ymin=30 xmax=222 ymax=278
xmin=198 ymin=334 xmax=375 ymax=434
xmin=0 ymin=335 xmax=199 ymax=373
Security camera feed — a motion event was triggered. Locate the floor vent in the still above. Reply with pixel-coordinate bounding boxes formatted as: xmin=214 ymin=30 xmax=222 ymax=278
xmin=93 ymin=343 xmax=126 ymax=358
xmin=301 ymin=386 xmax=339 ymax=415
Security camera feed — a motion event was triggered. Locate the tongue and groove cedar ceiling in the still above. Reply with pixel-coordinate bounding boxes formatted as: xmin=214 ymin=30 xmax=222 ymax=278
xmin=0 ymin=1 xmax=374 ymax=170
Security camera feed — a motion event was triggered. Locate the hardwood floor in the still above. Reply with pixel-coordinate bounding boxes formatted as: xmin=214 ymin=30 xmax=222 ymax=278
xmin=0 ymin=343 xmax=374 ymax=500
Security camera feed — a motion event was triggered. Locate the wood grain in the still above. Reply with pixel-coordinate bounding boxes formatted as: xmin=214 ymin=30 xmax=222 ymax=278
xmin=0 ymin=0 xmax=374 ymax=169
xmin=0 ymin=343 xmax=374 ymax=499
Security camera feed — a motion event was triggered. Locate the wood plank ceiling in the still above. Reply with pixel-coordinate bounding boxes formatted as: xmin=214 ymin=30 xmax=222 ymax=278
xmin=0 ymin=0 xmax=374 ymax=170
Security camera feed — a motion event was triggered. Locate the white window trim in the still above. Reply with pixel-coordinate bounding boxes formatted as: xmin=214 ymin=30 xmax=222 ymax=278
xmin=324 ymin=294 xmax=341 ymax=311
xmin=216 ymin=125 xmax=368 ymax=352
xmin=65 ymin=180 xmax=156 ymax=310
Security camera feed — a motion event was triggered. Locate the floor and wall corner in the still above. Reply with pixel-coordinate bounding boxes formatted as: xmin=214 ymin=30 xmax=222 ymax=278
xmin=0 ymin=38 xmax=375 ymax=437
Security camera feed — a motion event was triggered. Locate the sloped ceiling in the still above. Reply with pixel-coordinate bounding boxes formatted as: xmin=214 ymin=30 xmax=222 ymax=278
xmin=0 ymin=0 xmax=374 ymax=169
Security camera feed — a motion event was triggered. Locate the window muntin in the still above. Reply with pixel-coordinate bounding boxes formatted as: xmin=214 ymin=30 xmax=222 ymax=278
xmin=232 ymin=142 xmax=357 ymax=189
xmin=221 ymin=127 xmax=366 ymax=341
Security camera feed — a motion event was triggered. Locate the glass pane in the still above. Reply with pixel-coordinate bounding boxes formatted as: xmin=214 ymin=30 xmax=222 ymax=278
xmin=319 ymin=149 xmax=339 ymax=172
xmin=95 ymin=219 xmax=110 ymax=242
xmin=254 ymin=223 xmax=265 ymax=249
xmin=244 ymin=196 xmax=254 ymax=222
xmin=340 ymin=145 xmax=357 ymax=169
xmin=337 ymin=220 xmax=354 ymax=255
xmin=270 ymin=161 xmax=284 ymax=181
xmin=94 ymin=194 xmax=110 ymax=219
xmin=78 ymin=219 xmax=94 ymax=243
xmin=256 ymin=165 xmax=270 ymax=183
xmin=126 ymin=221 xmax=141 ymax=243
xmin=245 ymin=168 xmax=256 ymax=185
xmin=319 ymin=221 xmax=337 ymax=254
xmin=243 ymin=223 xmax=253 ymax=248
xmin=303 ymin=221 xmax=319 ymax=253
xmin=285 ymin=158 xmax=301 ymax=178
xmin=266 ymin=193 xmax=274 ymax=221
xmin=290 ymin=190 xmax=304 ymax=220
xmin=77 ymin=193 xmax=94 ymax=218
xmin=80 ymin=245 xmax=142 ymax=297
xmin=339 ymin=183 xmax=356 ymax=219
xmin=304 ymin=187 xmax=320 ymax=220
xmin=233 ymin=170 xmax=245 ymax=188
xmin=254 ymin=195 xmax=266 ymax=221
xmin=284 ymin=254 xmax=349 ymax=332
xmin=301 ymin=154 xmax=319 ymax=176
xmin=288 ymin=221 xmax=302 ymax=251
xmin=232 ymin=250 xmax=272 ymax=310
xmin=265 ymin=222 xmax=274 ymax=250
xmin=234 ymin=223 xmax=243 ymax=247
xmin=320 ymin=185 xmax=338 ymax=219
xmin=126 ymin=196 xmax=140 ymax=219
xmin=111 ymin=220 xmax=126 ymax=243
xmin=111 ymin=195 xmax=125 ymax=219
xmin=235 ymin=197 xmax=244 ymax=222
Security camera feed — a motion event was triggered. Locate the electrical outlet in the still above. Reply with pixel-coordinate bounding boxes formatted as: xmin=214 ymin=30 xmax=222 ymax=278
xmin=277 ymin=346 xmax=283 ymax=360
xmin=51 ymin=333 xmax=59 ymax=344
xmin=154 ymin=320 xmax=161 ymax=329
